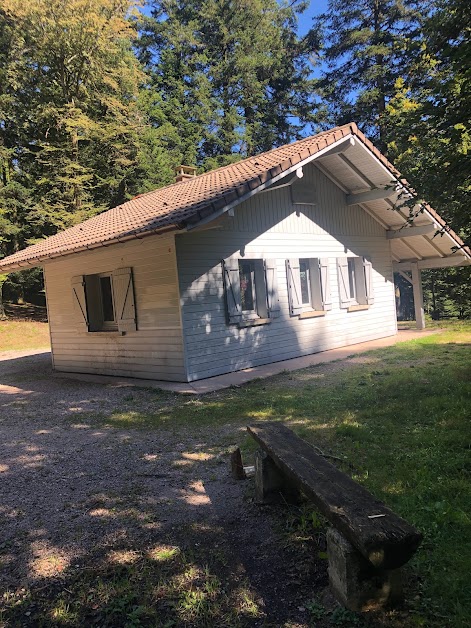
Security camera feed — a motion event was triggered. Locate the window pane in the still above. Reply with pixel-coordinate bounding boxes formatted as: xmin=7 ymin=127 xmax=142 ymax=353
xmin=100 ymin=276 xmax=115 ymax=322
xmin=299 ymin=259 xmax=311 ymax=305
xmin=239 ymin=261 xmax=255 ymax=311
xmin=347 ymin=258 xmax=356 ymax=300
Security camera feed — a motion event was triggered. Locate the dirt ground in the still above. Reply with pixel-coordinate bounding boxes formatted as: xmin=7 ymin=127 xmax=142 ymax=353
xmin=0 ymin=350 xmax=333 ymax=626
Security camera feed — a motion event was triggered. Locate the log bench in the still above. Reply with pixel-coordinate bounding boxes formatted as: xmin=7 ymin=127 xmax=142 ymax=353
xmin=247 ymin=422 xmax=422 ymax=611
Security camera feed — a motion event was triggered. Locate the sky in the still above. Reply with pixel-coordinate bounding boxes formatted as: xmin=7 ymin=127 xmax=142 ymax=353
xmin=297 ymin=0 xmax=329 ymax=36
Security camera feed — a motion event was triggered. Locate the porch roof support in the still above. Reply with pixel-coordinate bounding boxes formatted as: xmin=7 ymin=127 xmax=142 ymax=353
xmin=410 ymin=262 xmax=425 ymax=330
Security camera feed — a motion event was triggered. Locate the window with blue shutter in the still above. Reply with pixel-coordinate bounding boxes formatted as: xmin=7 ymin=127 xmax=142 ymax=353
xmin=287 ymin=258 xmax=331 ymax=315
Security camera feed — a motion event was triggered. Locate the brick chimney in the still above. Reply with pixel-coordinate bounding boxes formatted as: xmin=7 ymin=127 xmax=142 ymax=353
xmin=175 ymin=165 xmax=197 ymax=183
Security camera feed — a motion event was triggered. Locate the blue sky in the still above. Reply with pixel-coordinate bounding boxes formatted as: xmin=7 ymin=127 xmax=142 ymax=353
xmin=297 ymin=0 xmax=329 ymax=35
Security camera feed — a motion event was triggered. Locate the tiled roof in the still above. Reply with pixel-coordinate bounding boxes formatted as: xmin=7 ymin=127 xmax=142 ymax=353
xmin=0 ymin=123 xmax=468 ymax=271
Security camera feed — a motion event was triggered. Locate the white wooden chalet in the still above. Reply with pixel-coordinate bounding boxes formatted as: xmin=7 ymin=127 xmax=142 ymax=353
xmin=1 ymin=124 xmax=469 ymax=382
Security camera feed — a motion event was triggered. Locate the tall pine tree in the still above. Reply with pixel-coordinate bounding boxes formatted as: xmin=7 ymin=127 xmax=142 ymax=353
xmin=139 ymin=0 xmax=318 ymax=168
xmin=313 ymin=0 xmax=429 ymax=149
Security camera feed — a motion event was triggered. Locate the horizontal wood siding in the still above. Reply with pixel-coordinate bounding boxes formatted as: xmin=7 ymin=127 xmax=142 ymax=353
xmin=44 ymin=234 xmax=186 ymax=381
xmin=177 ymin=163 xmax=397 ymax=381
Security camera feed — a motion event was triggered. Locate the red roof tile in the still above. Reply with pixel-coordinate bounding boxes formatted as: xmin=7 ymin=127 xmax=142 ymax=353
xmin=0 ymin=123 xmax=468 ymax=271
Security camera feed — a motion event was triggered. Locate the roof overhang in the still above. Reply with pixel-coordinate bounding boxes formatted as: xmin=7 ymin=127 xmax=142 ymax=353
xmin=188 ymin=133 xmax=470 ymax=270
xmin=0 ymin=123 xmax=468 ymax=273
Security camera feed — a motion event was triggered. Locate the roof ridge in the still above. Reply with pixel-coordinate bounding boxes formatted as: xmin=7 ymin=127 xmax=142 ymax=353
xmin=123 ymin=123 xmax=356 ymax=207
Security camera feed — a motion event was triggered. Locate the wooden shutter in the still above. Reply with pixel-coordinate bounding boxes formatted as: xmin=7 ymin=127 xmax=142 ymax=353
xmin=363 ymin=257 xmax=374 ymax=305
xmin=222 ymin=258 xmax=242 ymax=324
xmin=308 ymin=258 xmax=322 ymax=311
xmin=337 ymin=258 xmax=351 ymax=309
xmin=112 ymin=267 xmax=137 ymax=332
xmin=286 ymin=259 xmax=302 ymax=316
xmin=71 ymin=275 xmax=89 ymax=332
xmin=319 ymin=258 xmax=332 ymax=310
xmin=264 ymin=259 xmax=280 ymax=318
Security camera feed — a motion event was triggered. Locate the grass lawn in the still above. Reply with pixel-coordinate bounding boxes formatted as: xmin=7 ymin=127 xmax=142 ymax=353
xmin=1 ymin=320 xmax=470 ymax=627
xmin=100 ymin=321 xmax=471 ymax=627
xmin=0 ymin=304 xmax=50 ymax=351
xmin=0 ymin=319 xmax=50 ymax=351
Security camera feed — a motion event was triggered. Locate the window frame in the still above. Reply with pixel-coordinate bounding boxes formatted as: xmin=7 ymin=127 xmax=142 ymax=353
xmin=238 ymin=259 xmax=258 ymax=318
xmin=287 ymin=257 xmax=331 ymax=316
xmin=223 ymin=257 xmax=278 ymax=326
xmin=72 ymin=267 xmax=137 ymax=334
xmin=338 ymin=256 xmax=373 ymax=310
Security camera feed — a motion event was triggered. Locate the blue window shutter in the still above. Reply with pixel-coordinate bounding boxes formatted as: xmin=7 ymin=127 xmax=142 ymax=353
xmin=286 ymin=259 xmax=302 ymax=316
xmin=363 ymin=257 xmax=374 ymax=305
xmin=222 ymin=258 xmax=242 ymax=324
xmin=264 ymin=259 xmax=280 ymax=318
xmin=319 ymin=258 xmax=332 ymax=310
xmin=337 ymin=258 xmax=351 ymax=308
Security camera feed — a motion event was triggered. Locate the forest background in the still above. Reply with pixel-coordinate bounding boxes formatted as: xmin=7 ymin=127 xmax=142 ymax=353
xmin=0 ymin=0 xmax=469 ymax=320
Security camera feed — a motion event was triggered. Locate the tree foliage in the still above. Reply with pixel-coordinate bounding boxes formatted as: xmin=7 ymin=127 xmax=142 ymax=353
xmin=312 ymin=0 xmax=429 ymax=148
xmin=138 ymin=0 xmax=319 ymax=168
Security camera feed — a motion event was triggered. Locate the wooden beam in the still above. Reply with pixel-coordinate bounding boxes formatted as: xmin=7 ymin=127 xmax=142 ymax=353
xmin=386 ymin=224 xmax=437 ymax=239
xmin=394 ymin=256 xmax=470 ymax=271
xmin=347 ymin=187 xmax=396 ymax=206
xmin=260 ymin=167 xmax=303 ymax=193
xmin=397 ymin=270 xmax=413 ymax=285
xmin=337 ymin=153 xmax=376 ymax=188
xmin=411 ymin=262 xmax=425 ymax=330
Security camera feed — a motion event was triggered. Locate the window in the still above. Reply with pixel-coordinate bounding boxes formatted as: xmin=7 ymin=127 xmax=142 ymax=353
xmin=100 ymin=275 xmax=115 ymax=323
xmin=347 ymin=258 xmax=357 ymax=301
xmin=71 ymin=267 xmax=137 ymax=333
xmin=286 ymin=258 xmax=332 ymax=316
xmin=299 ymin=259 xmax=311 ymax=305
xmin=239 ymin=260 xmax=257 ymax=313
xmin=337 ymin=257 xmax=374 ymax=309
xmin=222 ymin=258 xmax=280 ymax=325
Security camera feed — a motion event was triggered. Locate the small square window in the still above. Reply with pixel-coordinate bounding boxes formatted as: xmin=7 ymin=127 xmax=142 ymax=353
xmin=338 ymin=256 xmax=373 ymax=308
xmin=287 ymin=258 xmax=330 ymax=315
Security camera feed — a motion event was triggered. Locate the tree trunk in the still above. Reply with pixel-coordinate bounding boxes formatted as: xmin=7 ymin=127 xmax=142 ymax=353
xmin=0 ymin=279 xmax=7 ymax=320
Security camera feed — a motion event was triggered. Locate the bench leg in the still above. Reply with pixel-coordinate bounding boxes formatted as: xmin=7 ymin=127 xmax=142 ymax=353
xmin=254 ymin=449 xmax=299 ymax=504
xmin=326 ymin=528 xmax=403 ymax=611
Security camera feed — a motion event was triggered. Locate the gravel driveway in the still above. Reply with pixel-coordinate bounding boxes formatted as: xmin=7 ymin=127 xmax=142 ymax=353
xmin=0 ymin=350 xmax=327 ymax=626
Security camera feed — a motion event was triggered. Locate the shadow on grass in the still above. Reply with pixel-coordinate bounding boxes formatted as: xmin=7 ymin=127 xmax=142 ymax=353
xmin=1 ymin=337 xmax=470 ymax=626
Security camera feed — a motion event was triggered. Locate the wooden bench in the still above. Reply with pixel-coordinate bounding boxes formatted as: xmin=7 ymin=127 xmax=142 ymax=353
xmin=247 ymin=422 xmax=422 ymax=611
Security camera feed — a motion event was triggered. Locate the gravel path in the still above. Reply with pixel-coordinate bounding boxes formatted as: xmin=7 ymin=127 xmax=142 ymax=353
xmin=0 ymin=350 xmax=327 ymax=626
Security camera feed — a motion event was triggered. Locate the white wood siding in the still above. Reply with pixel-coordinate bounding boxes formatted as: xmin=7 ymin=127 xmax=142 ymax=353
xmin=176 ymin=163 xmax=397 ymax=381
xmin=44 ymin=234 xmax=186 ymax=381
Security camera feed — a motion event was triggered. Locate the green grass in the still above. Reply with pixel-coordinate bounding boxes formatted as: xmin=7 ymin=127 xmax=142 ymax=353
xmin=0 ymin=320 xmax=50 ymax=351
xmin=2 ymin=320 xmax=470 ymax=626
xmin=93 ymin=322 xmax=471 ymax=627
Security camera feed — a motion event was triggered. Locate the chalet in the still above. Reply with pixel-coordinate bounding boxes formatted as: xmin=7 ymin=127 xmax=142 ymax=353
xmin=1 ymin=124 xmax=469 ymax=382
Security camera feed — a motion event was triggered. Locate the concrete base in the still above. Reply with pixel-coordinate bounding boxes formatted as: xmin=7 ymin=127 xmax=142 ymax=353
xmin=254 ymin=450 xmax=299 ymax=504
xmin=51 ymin=329 xmax=438 ymax=394
xmin=327 ymin=529 xmax=403 ymax=611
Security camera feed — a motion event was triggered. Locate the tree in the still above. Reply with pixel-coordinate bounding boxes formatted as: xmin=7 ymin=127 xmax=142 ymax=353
xmin=385 ymin=0 xmax=470 ymax=238
xmin=0 ymin=0 xmax=164 ymax=235
xmin=138 ymin=0 xmax=318 ymax=167
xmin=313 ymin=0 xmax=429 ymax=149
